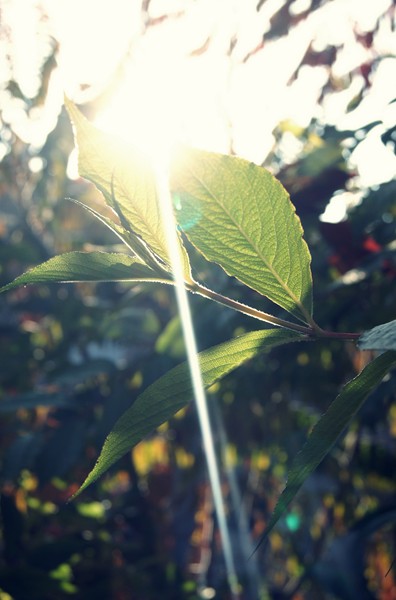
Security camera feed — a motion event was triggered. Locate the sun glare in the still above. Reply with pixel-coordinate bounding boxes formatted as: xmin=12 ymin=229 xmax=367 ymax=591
xmin=94 ymin=54 xmax=180 ymax=169
xmin=2 ymin=0 xmax=395 ymax=183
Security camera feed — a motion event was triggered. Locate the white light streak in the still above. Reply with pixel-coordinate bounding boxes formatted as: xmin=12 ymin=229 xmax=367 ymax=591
xmin=154 ymin=154 xmax=240 ymax=599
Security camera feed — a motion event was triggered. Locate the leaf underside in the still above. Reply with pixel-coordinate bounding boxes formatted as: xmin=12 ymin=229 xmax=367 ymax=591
xmin=74 ymin=328 xmax=304 ymax=497
xmin=171 ymin=148 xmax=313 ymax=324
xmin=258 ymin=350 xmax=396 ymax=546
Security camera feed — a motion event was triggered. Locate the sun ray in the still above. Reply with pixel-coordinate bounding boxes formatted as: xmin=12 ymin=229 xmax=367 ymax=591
xmin=153 ymin=152 xmax=241 ymax=598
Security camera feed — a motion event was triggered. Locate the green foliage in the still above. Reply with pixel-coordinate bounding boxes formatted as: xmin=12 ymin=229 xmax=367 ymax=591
xmin=171 ymin=148 xmax=313 ymax=324
xmin=1 ymin=5 xmax=395 ymax=596
xmin=1 ymin=101 xmax=395 ymax=546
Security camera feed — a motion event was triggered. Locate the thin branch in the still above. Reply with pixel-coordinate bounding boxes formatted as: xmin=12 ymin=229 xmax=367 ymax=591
xmin=187 ymin=281 xmax=361 ymax=341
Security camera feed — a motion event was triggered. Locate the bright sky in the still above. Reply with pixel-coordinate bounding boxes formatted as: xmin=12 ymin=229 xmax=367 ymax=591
xmin=1 ymin=0 xmax=396 ymax=218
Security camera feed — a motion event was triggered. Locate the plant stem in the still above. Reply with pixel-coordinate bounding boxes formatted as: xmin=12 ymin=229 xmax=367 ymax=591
xmin=188 ymin=281 xmax=361 ymax=341
xmin=314 ymin=328 xmax=362 ymax=341
xmin=189 ymin=282 xmax=314 ymax=334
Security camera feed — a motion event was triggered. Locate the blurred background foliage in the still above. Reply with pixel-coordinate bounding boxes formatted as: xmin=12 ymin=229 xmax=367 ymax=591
xmin=0 ymin=1 xmax=396 ymax=599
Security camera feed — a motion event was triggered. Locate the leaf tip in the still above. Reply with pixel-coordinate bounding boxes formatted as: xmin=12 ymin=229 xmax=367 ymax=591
xmin=68 ymin=472 xmax=94 ymax=502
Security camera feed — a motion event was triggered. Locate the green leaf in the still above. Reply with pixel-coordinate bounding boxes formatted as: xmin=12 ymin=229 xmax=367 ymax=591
xmin=171 ymin=148 xmax=313 ymax=324
xmin=74 ymin=328 xmax=304 ymax=497
xmin=0 ymin=251 xmax=172 ymax=293
xmin=65 ymin=98 xmax=192 ymax=281
xmin=358 ymin=319 xmax=396 ymax=351
xmin=259 ymin=350 xmax=396 ymax=545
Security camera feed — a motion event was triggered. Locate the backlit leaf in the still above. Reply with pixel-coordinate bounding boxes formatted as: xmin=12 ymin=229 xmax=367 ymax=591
xmin=259 ymin=350 xmax=396 ymax=545
xmin=74 ymin=328 xmax=304 ymax=496
xmin=171 ymin=148 xmax=313 ymax=324
xmin=65 ymin=98 xmax=192 ymax=280
xmin=0 ymin=251 xmax=172 ymax=293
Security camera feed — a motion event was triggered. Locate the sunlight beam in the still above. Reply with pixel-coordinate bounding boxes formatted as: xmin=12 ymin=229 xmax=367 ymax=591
xmin=154 ymin=155 xmax=240 ymax=599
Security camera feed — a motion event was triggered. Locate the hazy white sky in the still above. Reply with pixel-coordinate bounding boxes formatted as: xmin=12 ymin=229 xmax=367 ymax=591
xmin=1 ymin=0 xmax=395 ymax=197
